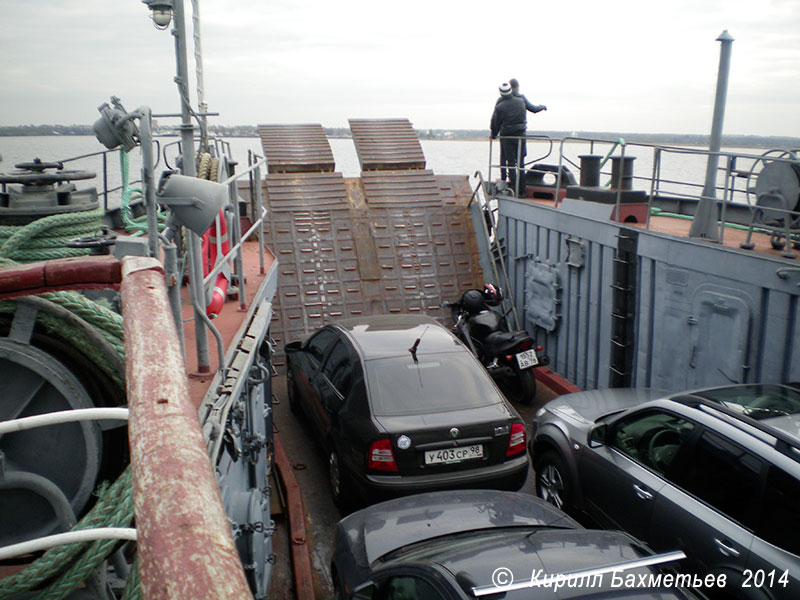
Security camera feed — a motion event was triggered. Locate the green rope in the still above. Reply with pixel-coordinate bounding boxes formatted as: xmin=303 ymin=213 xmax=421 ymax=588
xmin=119 ymin=149 xmax=166 ymax=235
xmin=0 ymin=208 xmax=104 ymax=263
xmin=122 ymin=556 xmax=141 ymax=600
xmin=0 ymin=468 xmax=134 ymax=600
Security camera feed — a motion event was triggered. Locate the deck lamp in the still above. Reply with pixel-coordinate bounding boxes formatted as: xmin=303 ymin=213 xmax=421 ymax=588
xmin=157 ymin=171 xmax=228 ymax=238
xmin=92 ymin=97 xmax=140 ymax=152
xmin=142 ymin=0 xmax=174 ymax=29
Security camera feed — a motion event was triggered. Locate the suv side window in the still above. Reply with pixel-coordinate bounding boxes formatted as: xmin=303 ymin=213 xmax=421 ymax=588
xmin=758 ymin=466 xmax=800 ymax=555
xmin=306 ymin=329 xmax=337 ymax=363
xmin=609 ymin=410 xmax=696 ymax=476
xmin=679 ymin=430 xmax=763 ymax=529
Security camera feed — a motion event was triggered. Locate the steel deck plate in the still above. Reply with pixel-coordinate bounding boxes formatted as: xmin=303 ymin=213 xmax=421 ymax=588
xmin=261 ymin=176 xmax=480 ymax=370
xmin=360 ymin=170 xmax=442 ymax=208
xmin=258 ymin=124 xmax=335 ymax=173
xmin=349 ymin=118 xmax=426 ymax=171
xmin=264 ymin=172 xmax=350 ymax=212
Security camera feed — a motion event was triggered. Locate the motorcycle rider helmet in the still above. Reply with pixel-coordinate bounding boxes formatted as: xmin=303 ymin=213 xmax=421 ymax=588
xmin=460 ymin=289 xmax=486 ymax=315
xmin=482 ymin=283 xmax=504 ymax=306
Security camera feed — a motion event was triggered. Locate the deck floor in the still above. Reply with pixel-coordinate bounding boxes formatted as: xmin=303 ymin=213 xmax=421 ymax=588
xmin=523 ymin=196 xmax=798 ymax=259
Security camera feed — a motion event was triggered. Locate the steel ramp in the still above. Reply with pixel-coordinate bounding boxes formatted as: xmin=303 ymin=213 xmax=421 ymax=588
xmin=257 ymin=124 xmax=482 ymax=370
xmin=349 ymin=118 xmax=426 ymax=171
xmin=258 ymin=124 xmax=335 ymax=173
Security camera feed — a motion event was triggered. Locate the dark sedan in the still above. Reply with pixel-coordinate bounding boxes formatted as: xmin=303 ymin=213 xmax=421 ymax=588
xmin=331 ymin=490 xmax=702 ymax=600
xmin=284 ymin=314 xmax=529 ymax=509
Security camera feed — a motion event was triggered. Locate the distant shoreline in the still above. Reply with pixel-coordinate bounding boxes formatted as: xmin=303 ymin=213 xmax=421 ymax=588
xmin=1 ymin=126 xmax=798 ymax=149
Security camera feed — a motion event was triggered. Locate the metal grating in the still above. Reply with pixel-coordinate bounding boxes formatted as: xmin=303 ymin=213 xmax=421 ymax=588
xmin=264 ymin=172 xmax=350 ymax=212
xmin=349 ymin=118 xmax=426 ymax=171
xmin=258 ymin=124 xmax=335 ymax=174
xmin=259 ymin=175 xmax=481 ymax=371
xmin=361 ymin=170 xmax=442 ymax=208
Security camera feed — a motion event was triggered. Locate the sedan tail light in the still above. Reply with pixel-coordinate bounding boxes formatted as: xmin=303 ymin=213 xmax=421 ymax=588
xmin=506 ymin=423 xmax=526 ymax=457
xmin=368 ymin=438 xmax=398 ymax=472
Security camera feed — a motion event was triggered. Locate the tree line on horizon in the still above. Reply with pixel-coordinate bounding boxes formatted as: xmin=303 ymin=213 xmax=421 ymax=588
xmin=1 ymin=124 xmax=798 ymax=149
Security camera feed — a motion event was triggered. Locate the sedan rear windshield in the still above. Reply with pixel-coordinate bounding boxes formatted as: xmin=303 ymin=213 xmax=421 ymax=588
xmin=366 ymin=352 xmax=503 ymax=416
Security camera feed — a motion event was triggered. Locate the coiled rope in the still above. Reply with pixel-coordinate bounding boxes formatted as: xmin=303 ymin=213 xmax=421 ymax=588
xmin=0 ymin=466 xmax=135 ymax=600
xmin=0 ymin=209 xmax=104 ymax=263
xmin=0 ymin=257 xmax=137 ymax=599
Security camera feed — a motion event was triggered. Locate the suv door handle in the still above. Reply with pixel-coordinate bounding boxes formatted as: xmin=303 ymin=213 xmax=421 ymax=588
xmin=633 ymin=484 xmax=654 ymax=500
xmin=713 ymin=538 xmax=741 ymax=558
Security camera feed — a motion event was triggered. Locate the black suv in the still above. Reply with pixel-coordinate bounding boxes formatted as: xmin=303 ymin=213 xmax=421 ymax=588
xmin=529 ymin=384 xmax=800 ymax=600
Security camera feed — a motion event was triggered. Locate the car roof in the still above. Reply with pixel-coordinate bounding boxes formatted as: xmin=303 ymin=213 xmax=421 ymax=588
xmin=336 ymin=490 xmax=579 ymax=569
xmin=677 ymin=383 xmax=800 ymax=443
xmin=331 ymin=314 xmax=463 ymax=360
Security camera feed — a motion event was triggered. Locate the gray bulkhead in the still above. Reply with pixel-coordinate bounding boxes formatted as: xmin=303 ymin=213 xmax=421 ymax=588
xmin=488 ymin=197 xmax=800 ymax=391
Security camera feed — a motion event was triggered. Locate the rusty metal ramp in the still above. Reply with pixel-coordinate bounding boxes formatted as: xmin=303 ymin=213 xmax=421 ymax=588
xmin=349 ymin=118 xmax=426 ymax=171
xmin=360 ymin=170 xmax=442 ymax=208
xmin=256 ymin=123 xmax=482 ymax=371
xmin=258 ymin=124 xmax=335 ymax=173
xmin=264 ymin=172 xmax=350 ymax=212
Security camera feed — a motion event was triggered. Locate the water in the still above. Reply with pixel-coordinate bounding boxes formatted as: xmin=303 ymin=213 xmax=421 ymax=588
xmin=0 ymin=135 xmax=781 ymax=207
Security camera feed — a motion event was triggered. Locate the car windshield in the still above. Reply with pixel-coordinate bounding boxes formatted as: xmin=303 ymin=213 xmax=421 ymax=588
xmin=695 ymin=384 xmax=800 ymax=420
xmin=365 ymin=351 xmax=503 ymax=416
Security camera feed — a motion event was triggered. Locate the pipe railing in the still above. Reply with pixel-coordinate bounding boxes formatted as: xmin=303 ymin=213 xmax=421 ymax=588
xmin=486 ymin=134 xmax=799 ymax=243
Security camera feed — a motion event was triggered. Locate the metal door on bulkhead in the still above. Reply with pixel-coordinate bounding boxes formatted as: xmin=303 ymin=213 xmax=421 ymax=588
xmin=655 ymin=286 xmax=752 ymax=390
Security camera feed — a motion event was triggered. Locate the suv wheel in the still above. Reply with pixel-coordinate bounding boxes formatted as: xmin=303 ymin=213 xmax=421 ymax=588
xmin=535 ymin=451 xmax=572 ymax=512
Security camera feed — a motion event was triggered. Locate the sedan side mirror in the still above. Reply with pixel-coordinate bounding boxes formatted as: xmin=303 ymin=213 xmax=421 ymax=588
xmin=284 ymin=340 xmax=302 ymax=353
xmin=589 ymin=423 xmax=607 ymax=448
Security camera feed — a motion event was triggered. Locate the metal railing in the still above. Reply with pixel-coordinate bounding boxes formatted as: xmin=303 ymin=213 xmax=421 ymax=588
xmin=487 ymin=134 xmax=800 ymax=252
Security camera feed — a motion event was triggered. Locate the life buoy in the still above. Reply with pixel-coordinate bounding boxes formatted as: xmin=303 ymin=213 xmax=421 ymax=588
xmin=201 ymin=209 xmax=230 ymax=318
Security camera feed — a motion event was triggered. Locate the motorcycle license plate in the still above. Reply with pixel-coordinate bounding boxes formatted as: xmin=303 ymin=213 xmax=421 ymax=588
xmin=515 ymin=349 xmax=539 ymax=369
xmin=425 ymin=445 xmax=483 ymax=465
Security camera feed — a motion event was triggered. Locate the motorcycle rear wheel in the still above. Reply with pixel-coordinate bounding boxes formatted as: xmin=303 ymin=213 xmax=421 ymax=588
xmin=500 ymin=365 xmax=537 ymax=404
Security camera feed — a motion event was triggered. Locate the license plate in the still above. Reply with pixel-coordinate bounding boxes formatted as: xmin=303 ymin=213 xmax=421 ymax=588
xmin=424 ymin=444 xmax=483 ymax=465
xmin=515 ymin=349 xmax=539 ymax=369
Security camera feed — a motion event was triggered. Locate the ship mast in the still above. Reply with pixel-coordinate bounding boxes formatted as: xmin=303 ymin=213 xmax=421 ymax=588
xmin=689 ymin=30 xmax=735 ymax=241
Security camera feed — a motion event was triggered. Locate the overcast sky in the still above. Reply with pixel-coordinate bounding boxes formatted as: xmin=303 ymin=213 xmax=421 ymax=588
xmin=1 ymin=0 xmax=799 ymax=136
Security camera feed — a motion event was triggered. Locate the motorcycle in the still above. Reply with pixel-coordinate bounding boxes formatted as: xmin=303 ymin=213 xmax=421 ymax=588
xmin=443 ymin=285 xmax=548 ymax=404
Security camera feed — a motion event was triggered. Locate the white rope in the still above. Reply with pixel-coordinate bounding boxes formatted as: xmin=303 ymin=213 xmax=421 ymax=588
xmin=0 ymin=528 xmax=137 ymax=561
xmin=0 ymin=408 xmax=129 ymax=436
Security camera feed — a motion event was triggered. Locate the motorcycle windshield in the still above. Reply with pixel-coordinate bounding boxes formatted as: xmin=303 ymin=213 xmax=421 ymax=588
xmin=365 ymin=351 xmax=504 ymax=417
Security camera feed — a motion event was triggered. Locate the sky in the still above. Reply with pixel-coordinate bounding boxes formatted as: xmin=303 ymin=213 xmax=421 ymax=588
xmin=1 ymin=0 xmax=799 ymax=137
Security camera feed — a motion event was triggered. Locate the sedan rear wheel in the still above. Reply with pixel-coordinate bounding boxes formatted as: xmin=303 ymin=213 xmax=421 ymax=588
xmin=287 ymin=368 xmax=302 ymax=417
xmin=535 ymin=451 xmax=572 ymax=512
xmin=329 ymin=449 xmax=354 ymax=512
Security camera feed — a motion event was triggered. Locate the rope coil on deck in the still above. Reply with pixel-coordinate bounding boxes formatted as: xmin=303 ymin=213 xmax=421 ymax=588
xmin=0 ymin=209 xmax=105 ymax=262
xmin=0 ymin=467 xmax=136 ymax=600
xmin=0 ymin=257 xmax=137 ymax=598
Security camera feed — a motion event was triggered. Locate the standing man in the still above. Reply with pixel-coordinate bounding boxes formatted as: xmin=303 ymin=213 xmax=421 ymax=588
xmin=491 ymin=82 xmax=527 ymax=195
xmin=509 ymin=78 xmax=547 ymax=115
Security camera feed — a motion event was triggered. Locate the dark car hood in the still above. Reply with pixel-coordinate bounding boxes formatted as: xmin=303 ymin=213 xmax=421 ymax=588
xmin=545 ymin=388 xmax=669 ymax=424
xmin=337 ymin=489 xmax=578 ymax=569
